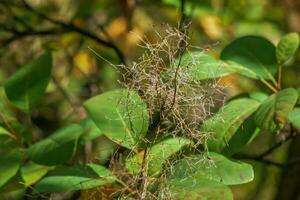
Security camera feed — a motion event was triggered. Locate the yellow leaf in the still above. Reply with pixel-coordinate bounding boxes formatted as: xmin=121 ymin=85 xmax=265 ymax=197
xmin=73 ymin=51 xmax=96 ymax=75
xmin=106 ymin=17 xmax=128 ymax=39
xmin=126 ymin=27 xmax=144 ymax=47
xmin=199 ymin=15 xmax=223 ymax=40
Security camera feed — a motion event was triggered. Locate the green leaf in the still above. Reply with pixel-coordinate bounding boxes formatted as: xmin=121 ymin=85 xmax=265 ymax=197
xmin=79 ymin=118 xmax=103 ymax=145
xmin=228 ymin=92 xmax=268 ymax=103
xmin=167 ymin=177 xmax=233 ymax=200
xmin=4 ymin=51 xmax=52 ymax=111
xmin=27 ymin=124 xmax=83 ymax=166
xmin=0 ymin=136 xmax=22 ymax=188
xmin=255 ymin=88 xmax=299 ymax=132
xmin=221 ymin=36 xmax=277 ymax=82
xmin=169 ymin=152 xmax=254 ymax=185
xmin=0 ymin=87 xmax=16 ymax=125
xmin=288 ymin=108 xmax=300 ymax=129
xmin=83 ymin=89 xmax=149 ymax=149
xmin=276 ymin=32 xmax=300 ymax=65
xmin=0 ymin=126 xmax=12 ymax=137
xmin=174 ymin=51 xmax=257 ymax=80
xmin=20 ymin=162 xmax=51 ymax=187
xmin=202 ymin=98 xmax=260 ymax=152
xmin=126 ymin=137 xmax=192 ymax=176
xmin=35 ymin=164 xmax=116 ymax=193
xmin=0 ymin=172 xmax=25 ymax=193
xmin=249 ymin=92 xmax=269 ymax=102
xmin=222 ymin=114 xmax=260 ymax=156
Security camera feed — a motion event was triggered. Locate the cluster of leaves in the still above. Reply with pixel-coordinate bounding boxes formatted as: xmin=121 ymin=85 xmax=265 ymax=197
xmin=0 ymin=32 xmax=299 ymax=200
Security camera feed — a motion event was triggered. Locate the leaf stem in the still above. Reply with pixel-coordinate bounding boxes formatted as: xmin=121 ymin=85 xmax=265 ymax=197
xmin=277 ymin=64 xmax=282 ymax=89
xmin=270 ymin=76 xmax=279 ymax=89
xmin=261 ymin=79 xmax=279 ymax=93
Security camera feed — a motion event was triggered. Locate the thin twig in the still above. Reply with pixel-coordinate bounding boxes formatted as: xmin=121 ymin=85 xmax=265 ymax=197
xmin=138 ymin=148 xmax=149 ymax=200
xmin=238 ymin=155 xmax=300 ymax=169
xmin=164 ymin=0 xmax=189 ymax=118
xmin=235 ymin=133 xmax=296 ymax=160
xmin=0 ymin=0 xmax=127 ymax=65
xmin=1 ymin=28 xmax=67 ymax=46
xmin=235 ymin=128 xmax=299 ymax=168
xmin=256 ymin=133 xmax=296 ymax=159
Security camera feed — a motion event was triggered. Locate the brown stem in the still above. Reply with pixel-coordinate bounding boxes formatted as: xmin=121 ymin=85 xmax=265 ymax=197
xmin=278 ymin=64 xmax=282 ymax=89
xmin=261 ymin=79 xmax=279 ymax=93
xmin=138 ymin=148 xmax=149 ymax=200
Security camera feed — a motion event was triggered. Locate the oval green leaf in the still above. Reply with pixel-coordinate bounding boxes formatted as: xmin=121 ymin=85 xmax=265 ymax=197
xmin=126 ymin=137 xmax=192 ymax=176
xmin=202 ymin=98 xmax=260 ymax=152
xmin=255 ymin=88 xmax=299 ymax=132
xmin=167 ymin=177 xmax=233 ymax=200
xmin=173 ymin=51 xmax=257 ymax=80
xmin=221 ymin=36 xmax=277 ymax=82
xmin=169 ymin=152 xmax=254 ymax=185
xmin=222 ymin=114 xmax=260 ymax=156
xmin=4 ymin=51 xmax=52 ymax=111
xmin=35 ymin=164 xmax=115 ymax=193
xmin=276 ymin=32 xmax=300 ymax=65
xmin=83 ymin=89 xmax=149 ymax=149
xmin=27 ymin=124 xmax=83 ymax=166
xmin=20 ymin=162 xmax=51 ymax=187
xmin=0 ymin=125 xmax=12 ymax=137
xmin=249 ymin=92 xmax=269 ymax=102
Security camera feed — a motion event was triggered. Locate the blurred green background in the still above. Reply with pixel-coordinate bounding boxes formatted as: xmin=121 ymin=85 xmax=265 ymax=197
xmin=1 ymin=0 xmax=300 ymax=199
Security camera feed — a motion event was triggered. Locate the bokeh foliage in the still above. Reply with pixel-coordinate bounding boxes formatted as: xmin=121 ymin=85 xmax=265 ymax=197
xmin=1 ymin=0 xmax=300 ymax=200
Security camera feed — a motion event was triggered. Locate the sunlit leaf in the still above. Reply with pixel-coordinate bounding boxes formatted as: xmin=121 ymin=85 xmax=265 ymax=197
xmin=222 ymin=115 xmax=260 ymax=156
xmin=126 ymin=137 xmax=192 ymax=176
xmin=169 ymin=152 xmax=254 ymax=185
xmin=176 ymin=51 xmax=257 ymax=80
xmin=255 ymin=88 xmax=299 ymax=132
xmin=35 ymin=164 xmax=116 ymax=193
xmin=20 ymin=162 xmax=51 ymax=187
xmin=167 ymin=177 xmax=233 ymax=200
xmin=0 ymin=136 xmax=22 ymax=188
xmin=228 ymin=92 xmax=268 ymax=103
xmin=249 ymin=92 xmax=269 ymax=102
xmin=276 ymin=32 xmax=299 ymax=65
xmin=0 ymin=125 xmax=12 ymax=137
xmin=84 ymin=89 xmax=149 ymax=149
xmin=202 ymin=98 xmax=260 ymax=152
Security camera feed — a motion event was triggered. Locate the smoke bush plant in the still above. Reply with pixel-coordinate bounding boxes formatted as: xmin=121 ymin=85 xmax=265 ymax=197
xmin=0 ymin=24 xmax=300 ymax=200
xmin=119 ymin=25 xmax=224 ymax=145
xmin=85 ymin=25 xmax=226 ymax=199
